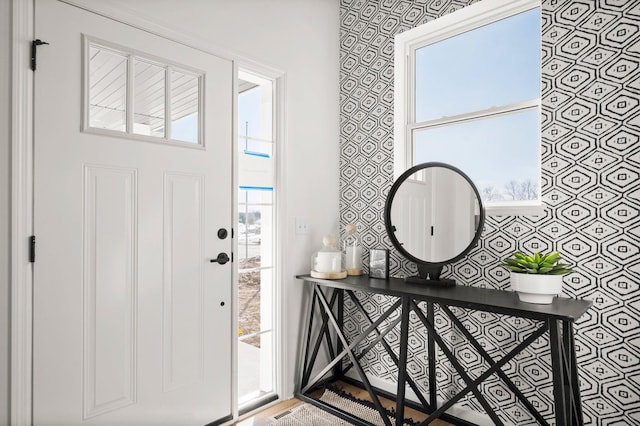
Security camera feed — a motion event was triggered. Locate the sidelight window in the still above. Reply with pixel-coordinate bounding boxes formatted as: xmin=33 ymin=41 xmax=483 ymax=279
xmin=237 ymin=69 xmax=278 ymax=410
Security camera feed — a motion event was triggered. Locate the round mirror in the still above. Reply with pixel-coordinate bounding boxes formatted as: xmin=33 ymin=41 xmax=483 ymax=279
xmin=384 ymin=162 xmax=485 ymax=284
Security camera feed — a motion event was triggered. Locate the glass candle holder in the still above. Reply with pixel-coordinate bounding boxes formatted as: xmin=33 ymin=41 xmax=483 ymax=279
xmin=343 ymin=223 xmax=363 ymax=275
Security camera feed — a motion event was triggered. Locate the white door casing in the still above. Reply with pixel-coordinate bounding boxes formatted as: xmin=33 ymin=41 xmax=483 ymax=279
xmin=33 ymin=1 xmax=233 ymax=424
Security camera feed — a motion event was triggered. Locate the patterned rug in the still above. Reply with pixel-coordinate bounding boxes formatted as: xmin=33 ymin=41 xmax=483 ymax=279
xmin=268 ymin=387 xmax=417 ymax=425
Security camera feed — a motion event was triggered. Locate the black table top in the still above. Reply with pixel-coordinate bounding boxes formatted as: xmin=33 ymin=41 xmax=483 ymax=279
xmin=296 ymin=274 xmax=592 ymax=322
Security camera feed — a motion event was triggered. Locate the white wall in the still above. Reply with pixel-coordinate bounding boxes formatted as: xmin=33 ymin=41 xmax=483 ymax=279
xmin=1 ymin=0 xmax=11 ymax=422
xmin=53 ymin=0 xmax=341 ymax=401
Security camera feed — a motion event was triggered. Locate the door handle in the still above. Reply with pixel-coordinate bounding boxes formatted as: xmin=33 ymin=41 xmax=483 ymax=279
xmin=211 ymin=252 xmax=230 ymax=265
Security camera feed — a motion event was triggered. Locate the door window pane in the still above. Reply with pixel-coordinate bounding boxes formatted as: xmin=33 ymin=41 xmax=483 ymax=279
xmin=237 ymin=188 xmax=275 ymax=405
xmin=415 ymin=8 xmax=540 ymax=122
xmin=86 ymin=40 xmax=204 ymax=146
xmin=238 ymin=190 xmax=273 ymax=270
xmin=238 ymin=189 xmax=273 ymax=205
xmin=238 ymin=84 xmax=273 ymax=141
xmin=170 ymin=70 xmax=200 ymax=143
xmin=133 ymin=59 xmax=165 ymax=137
xmin=237 ymin=331 xmax=274 ymax=403
xmin=239 ymin=140 xmax=273 ymax=158
xmin=89 ymin=45 xmax=127 ymax=132
xmin=414 ymin=109 xmax=539 ymax=202
xmin=238 ymin=270 xmax=262 ymax=347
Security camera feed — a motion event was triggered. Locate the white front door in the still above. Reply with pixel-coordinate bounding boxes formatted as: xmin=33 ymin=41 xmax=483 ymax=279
xmin=33 ymin=1 xmax=233 ymax=424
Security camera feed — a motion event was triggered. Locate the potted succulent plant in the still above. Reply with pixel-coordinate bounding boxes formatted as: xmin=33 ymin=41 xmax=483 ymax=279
xmin=501 ymin=251 xmax=573 ymax=304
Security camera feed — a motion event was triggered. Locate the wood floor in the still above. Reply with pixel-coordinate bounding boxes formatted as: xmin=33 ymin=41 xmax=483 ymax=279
xmin=234 ymin=381 xmax=452 ymax=425
xmin=233 ymin=398 xmax=302 ymax=426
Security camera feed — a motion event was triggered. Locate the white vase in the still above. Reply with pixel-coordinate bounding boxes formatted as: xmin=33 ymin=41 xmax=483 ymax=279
xmin=510 ymin=273 xmax=563 ymax=304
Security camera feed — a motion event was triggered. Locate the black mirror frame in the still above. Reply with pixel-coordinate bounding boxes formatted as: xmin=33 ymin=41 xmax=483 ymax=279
xmin=384 ymin=162 xmax=485 ymax=284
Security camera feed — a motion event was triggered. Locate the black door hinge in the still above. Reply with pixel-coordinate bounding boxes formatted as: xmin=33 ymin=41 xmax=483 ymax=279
xmin=31 ymin=39 xmax=50 ymax=71
xmin=29 ymin=236 xmax=36 ymax=263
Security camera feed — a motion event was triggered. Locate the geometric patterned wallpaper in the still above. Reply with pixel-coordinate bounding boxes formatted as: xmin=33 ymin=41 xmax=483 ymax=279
xmin=339 ymin=0 xmax=640 ymax=424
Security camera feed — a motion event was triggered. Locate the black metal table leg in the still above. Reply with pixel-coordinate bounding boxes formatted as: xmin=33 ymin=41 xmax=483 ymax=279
xmin=563 ymin=321 xmax=584 ymax=425
xmin=427 ymin=302 xmax=437 ymax=410
xmin=297 ymin=283 xmax=316 ymax=392
xmin=550 ymin=319 xmax=568 ymax=425
xmin=396 ymin=296 xmax=411 ymax=426
xmin=335 ymin=289 xmax=345 ymax=379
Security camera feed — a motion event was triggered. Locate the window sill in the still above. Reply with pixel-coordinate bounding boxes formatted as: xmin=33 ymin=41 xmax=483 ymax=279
xmin=485 ymin=203 xmax=546 ymax=217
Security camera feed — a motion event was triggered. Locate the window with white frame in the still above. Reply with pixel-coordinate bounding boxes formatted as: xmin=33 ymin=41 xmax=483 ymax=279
xmin=394 ymin=0 xmax=541 ymax=215
xmin=237 ymin=69 xmax=277 ymax=409
xmin=85 ymin=38 xmax=203 ymax=146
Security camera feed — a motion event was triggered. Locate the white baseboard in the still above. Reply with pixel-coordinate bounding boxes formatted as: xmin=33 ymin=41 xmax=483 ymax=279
xmin=343 ymin=370 xmax=493 ymax=426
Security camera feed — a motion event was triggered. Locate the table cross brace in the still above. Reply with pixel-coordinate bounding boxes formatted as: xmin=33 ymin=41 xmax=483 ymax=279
xmin=343 ymin=290 xmax=432 ymax=411
xmin=301 ymin=288 xmax=402 ymax=395
xmin=440 ymin=305 xmax=549 ymax=425
xmin=301 ymin=288 xmax=339 ymax=388
xmin=313 ymin=286 xmax=394 ymax=426
xmin=412 ymin=300 xmax=548 ymax=426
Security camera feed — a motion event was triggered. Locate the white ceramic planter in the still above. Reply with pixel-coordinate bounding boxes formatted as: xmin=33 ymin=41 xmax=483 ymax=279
xmin=510 ymin=273 xmax=563 ymax=304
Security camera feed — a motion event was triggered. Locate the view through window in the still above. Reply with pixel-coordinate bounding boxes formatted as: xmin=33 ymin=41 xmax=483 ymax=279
xmin=87 ymin=39 xmax=202 ymax=144
xmin=237 ymin=70 xmax=276 ymax=408
xmin=396 ymin=0 xmax=541 ymax=212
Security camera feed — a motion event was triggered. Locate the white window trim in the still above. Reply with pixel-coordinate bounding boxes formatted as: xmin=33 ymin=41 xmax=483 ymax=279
xmin=394 ymin=0 xmax=544 ymax=216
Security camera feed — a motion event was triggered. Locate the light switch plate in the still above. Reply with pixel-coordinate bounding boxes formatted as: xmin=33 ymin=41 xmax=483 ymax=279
xmin=295 ymin=217 xmax=311 ymax=235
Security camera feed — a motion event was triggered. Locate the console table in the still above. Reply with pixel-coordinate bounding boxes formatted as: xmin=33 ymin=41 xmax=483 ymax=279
xmin=295 ymin=274 xmax=591 ymax=426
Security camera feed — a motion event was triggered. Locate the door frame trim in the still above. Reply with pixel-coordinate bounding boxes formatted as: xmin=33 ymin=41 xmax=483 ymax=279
xmin=10 ymin=1 xmax=287 ymax=424
xmin=11 ymin=0 xmax=35 ymax=424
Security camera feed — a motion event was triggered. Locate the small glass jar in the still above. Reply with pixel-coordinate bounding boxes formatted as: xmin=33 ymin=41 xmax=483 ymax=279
xmin=311 ymin=234 xmax=343 ymax=274
xmin=343 ymin=223 xmax=363 ymax=275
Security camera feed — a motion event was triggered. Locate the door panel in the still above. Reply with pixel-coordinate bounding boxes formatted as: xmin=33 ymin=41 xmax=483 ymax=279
xmin=163 ymin=173 xmax=205 ymax=392
xmin=33 ymin=1 xmax=233 ymax=424
xmin=83 ymin=165 xmax=137 ymax=420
